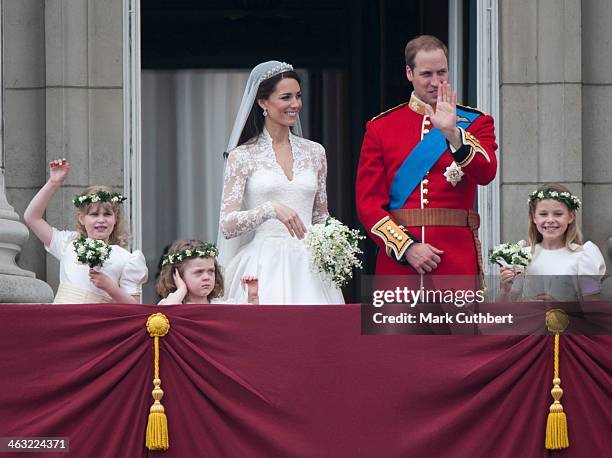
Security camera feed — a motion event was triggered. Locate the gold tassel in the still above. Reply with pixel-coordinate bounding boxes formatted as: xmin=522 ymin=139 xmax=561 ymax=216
xmin=146 ymin=313 xmax=171 ymax=451
xmin=544 ymin=310 xmax=569 ymax=450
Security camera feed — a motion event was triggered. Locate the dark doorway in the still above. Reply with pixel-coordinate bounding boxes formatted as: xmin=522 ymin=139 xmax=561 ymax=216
xmin=141 ymin=0 xmax=449 ymax=302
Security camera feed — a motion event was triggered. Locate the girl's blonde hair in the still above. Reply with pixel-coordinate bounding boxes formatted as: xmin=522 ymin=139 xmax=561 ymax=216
xmin=527 ymin=183 xmax=582 ymax=251
xmin=156 ymin=239 xmax=224 ymax=301
xmin=75 ymin=185 xmax=129 ymax=247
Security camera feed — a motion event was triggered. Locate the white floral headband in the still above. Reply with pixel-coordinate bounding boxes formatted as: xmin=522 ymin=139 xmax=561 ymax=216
xmin=73 ymin=191 xmax=127 ymax=208
xmin=162 ymin=244 xmax=218 ymax=266
xmin=528 ymin=189 xmax=581 ymax=210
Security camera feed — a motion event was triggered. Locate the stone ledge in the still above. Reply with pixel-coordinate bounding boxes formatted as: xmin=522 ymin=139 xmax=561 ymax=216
xmin=0 ymin=273 xmax=53 ymax=303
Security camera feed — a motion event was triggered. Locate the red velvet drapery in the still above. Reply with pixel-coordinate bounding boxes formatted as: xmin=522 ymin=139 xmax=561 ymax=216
xmin=1 ymin=304 xmax=610 ymax=457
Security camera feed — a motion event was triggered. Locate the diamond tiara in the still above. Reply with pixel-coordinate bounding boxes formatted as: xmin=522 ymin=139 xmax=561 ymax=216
xmin=257 ymin=62 xmax=294 ymax=85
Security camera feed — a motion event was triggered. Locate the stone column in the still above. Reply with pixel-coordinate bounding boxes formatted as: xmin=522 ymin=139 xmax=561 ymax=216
xmin=42 ymin=0 xmax=124 ymax=292
xmin=0 ymin=0 xmax=53 ymax=302
xmin=0 ymin=173 xmax=52 ymax=302
xmin=582 ymin=0 xmax=612 ymax=270
xmin=499 ymin=0 xmax=583 ymax=242
xmin=1 ymin=0 xmax=124 ymax=298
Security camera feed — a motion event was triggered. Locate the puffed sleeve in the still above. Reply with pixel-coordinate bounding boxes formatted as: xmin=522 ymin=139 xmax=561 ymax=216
xmin=578 ymin=241 xmax=606 ymax=296
xmin=44 ymin=228 xmax=80 ymax=260
xmin=120 ymin=250 xmax=148 ymax=296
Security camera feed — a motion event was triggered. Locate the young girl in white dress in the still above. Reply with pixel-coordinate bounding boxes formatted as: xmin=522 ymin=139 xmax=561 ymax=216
xmin=217 ymin=60 xmax=345 ymax=304
xmin=24 ymin=159 xmax=148 ymax=304
xmin=499 ymin=183 xmax=606 ymax=301
xmin=156 ymin=240 xmax=258 ymax=305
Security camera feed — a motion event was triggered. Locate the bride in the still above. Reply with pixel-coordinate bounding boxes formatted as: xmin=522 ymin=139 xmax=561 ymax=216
xmin=217 ymin=60 xmax=345 ymax=304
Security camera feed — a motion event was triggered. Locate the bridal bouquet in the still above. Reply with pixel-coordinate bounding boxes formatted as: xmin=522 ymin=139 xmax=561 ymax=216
xmin=304 ymin=217 xmax=365 ymax=288
xmin=73 ymin=236 xmax=112 ymax=269
xmin=489 ymin=240 xmax=531 ymax=271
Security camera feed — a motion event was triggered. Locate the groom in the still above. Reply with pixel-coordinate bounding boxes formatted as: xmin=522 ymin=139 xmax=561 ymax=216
xmin=356 ymin=35 xmax=498 ymax=279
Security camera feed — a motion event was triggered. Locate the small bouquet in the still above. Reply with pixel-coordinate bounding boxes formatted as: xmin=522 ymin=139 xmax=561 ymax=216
xmin=304 ymin=217 xmax=365 ymax=288
xmin=73 ymin=235 xmax=111 ymax=269
xmin=489 ymin=240 xmax=531 ymax=272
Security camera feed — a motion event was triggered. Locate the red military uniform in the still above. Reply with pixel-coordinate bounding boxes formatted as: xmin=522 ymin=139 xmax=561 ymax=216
xmin=356 ymin=93 xmax=498 ymax=276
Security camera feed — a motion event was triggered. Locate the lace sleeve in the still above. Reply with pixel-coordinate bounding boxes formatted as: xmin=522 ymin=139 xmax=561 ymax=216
xmin=312 ymin=144 xmax=330 ymax=225
xmin=219 ymin=149 xmax=277 ymax=239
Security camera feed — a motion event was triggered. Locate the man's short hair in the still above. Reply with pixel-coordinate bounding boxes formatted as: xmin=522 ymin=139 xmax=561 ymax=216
xmin=405 ymin=35 xmax=449 ymax=69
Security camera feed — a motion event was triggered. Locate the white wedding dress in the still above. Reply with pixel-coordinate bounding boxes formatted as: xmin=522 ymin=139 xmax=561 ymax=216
xmin=219 ymin=129 xmax=345 ymax=304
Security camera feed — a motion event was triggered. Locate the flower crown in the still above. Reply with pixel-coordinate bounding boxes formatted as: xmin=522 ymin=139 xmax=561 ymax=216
xmin=528 ymin=189 xmax=581 ymax=210
xmin=73 ymin=191 xmax=127 ymax=208
xmin=257 ymin=62 xmax=294 ymax=85
xmin=162 ymin=243 xmax=218 ymax=266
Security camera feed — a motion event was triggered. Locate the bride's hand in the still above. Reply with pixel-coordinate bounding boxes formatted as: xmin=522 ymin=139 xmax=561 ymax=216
xmin=271 ymin=201 xmax=307 ymax=239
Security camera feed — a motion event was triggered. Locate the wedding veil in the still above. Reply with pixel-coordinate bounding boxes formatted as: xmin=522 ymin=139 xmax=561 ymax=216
xmin=217 ymin=60 xmax=303 ymax=273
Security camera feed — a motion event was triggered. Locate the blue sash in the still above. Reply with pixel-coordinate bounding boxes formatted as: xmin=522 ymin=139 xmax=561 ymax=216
xmin=389 ymin=107 xmax=481 ymax=210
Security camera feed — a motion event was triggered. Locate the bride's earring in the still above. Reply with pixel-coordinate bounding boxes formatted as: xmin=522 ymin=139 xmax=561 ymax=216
xmin=262 ymin=108 xmax=268 ymax=117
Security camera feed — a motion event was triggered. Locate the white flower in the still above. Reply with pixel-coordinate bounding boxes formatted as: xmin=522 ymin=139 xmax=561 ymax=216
xmin=489 ymin=240 xmax=531 ymax=267
xmin=73 ymin=236 xmax=111 ymax=268
xmin=304 ymin=217 xmax=364 ymax=288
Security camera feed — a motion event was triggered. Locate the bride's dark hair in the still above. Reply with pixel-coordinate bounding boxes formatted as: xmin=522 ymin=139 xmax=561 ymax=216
xmin=235 ymin=70 xmax=301 ymax=148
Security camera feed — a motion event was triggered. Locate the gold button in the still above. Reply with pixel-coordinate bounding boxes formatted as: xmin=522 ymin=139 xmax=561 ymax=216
xmin=423 ymin=198 xmax=429 ymax=205
xmin=386 ymin=225 xmax=391 ymax=230
xmin=424 ymin=119 xmax=431 ymax=126
xmin=422 ymin=178 xmax=429 ymax=185
xmin=398 ymin=235 xmax=403 ymax=241
xmin=423 ymin=128 xmax=430 ymax=134
xmin=423 ymin=188 xmax=429 ymax=194
xmin=390 ymin=229 xmax=395 ymax=235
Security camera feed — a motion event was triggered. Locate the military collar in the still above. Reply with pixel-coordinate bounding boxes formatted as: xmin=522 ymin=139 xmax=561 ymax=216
xmin=408 ymin=92 xmax=427 ymax=115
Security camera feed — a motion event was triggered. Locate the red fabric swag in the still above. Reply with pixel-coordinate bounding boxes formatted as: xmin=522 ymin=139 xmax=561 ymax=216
xmin=0 ymin=304 xmax=610 ymax=457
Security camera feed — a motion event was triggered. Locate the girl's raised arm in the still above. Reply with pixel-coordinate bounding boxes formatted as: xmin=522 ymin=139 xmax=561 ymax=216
xmin=24 ymin=159 xmax=70 ymax=247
